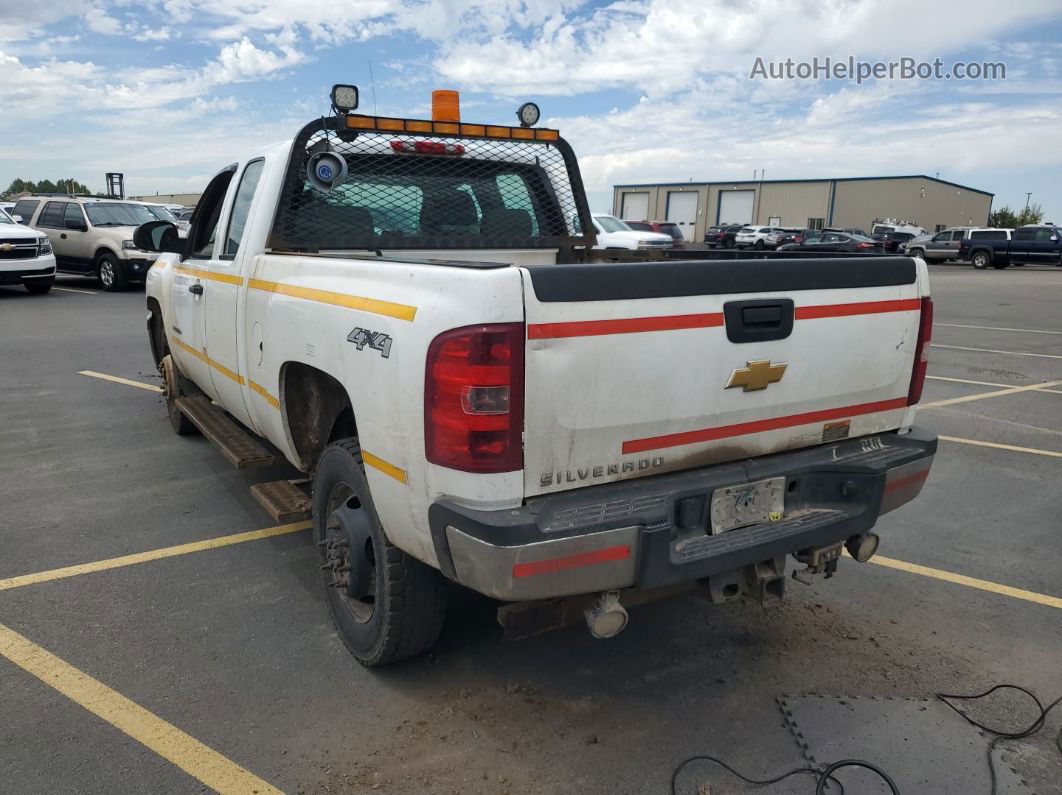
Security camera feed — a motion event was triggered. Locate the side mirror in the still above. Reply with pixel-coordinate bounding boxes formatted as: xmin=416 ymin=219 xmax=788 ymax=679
xmin=12 ymin=215 xmax=23 ymax=223
xmin=65 ymin=219 xmax=87 ymax=232
xmin=133 ymin=221 xmax=182 ymax=254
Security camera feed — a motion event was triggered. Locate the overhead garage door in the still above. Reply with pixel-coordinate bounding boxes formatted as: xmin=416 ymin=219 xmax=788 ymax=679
xmin=718 ymin=190 xmax=754 ymax=225
xmin=665 ymin=191 xmax=698 ymax=242
xmin=620 ymin=192 xmax=649 ymax=220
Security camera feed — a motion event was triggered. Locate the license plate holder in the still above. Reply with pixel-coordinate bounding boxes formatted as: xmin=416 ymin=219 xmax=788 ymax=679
xmin=709 ymin=476 xmax=785 ymax=534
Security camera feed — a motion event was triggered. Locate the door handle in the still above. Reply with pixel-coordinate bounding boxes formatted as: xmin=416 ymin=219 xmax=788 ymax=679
xmin=189 ymin=283 xmax=204 ymax=295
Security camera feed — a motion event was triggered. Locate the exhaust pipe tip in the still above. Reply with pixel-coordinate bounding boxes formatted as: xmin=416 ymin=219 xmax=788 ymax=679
xmin=846 ymin=532 xmax=880 ymax=563
xmin=585 ymin=591 xmax=628 ymax=639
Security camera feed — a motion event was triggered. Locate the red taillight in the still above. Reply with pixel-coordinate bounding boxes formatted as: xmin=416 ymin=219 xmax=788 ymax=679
xmin=390 ymin=140 xmax=465 ymax=155
xmin=855 ymin=241 xmax=874 ymax=249
xmin=907 ymin=297 xmax=933 ymax=405
xmin=425 ymin=323 xmax=524 ymax=473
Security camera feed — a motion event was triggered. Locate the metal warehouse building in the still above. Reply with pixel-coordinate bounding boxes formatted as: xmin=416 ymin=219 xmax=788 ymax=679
xmin=612 ymin=176 xmax=993 ymax=242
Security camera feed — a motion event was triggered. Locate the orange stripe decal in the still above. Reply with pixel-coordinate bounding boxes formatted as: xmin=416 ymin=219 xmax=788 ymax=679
xmin=794 ymin=298 xmax=921 ymax=320
xmin=528 ymin=313 xmax=724 ymax=339
xmin=884 ymin=468 xmax=930 ymax=493
xmin=622 ymin=397 xmax=909 ymax=454
xmin=531 ymin=299 xmax=920 ymax=340
xmin=512 ymin=545 xmax=631 ymax=578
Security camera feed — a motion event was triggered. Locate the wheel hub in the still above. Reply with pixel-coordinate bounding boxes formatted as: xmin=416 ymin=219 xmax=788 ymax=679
xmin=321 ymin=486 xmax=376 ymax=622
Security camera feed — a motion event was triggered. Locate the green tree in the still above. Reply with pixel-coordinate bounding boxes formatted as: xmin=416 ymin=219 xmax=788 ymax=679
xmin=1016 ymin=202 xmax=1044 ymax=226
xmin=988 ymin=206 xmax=1019 ymax=228
xmin=4 ymin=177 xmax=93 ymax=197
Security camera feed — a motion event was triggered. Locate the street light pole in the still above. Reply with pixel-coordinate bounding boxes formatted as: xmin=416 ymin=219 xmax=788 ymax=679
xmin=1024 ymin=192 xmax=1032 ymax=213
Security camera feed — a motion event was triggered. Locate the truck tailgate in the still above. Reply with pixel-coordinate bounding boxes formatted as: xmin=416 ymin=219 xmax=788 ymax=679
xmin=520 ymin=257 xmax=928 ymax=497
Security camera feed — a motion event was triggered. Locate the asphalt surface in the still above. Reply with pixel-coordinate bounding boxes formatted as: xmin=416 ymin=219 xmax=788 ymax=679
xmin=1 ymin=264 xmax=1060 ymax=794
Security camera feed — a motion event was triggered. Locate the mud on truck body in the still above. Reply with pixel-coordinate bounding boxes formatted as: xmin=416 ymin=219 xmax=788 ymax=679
xmin=139 ymin=86 xmax=936 ymax=665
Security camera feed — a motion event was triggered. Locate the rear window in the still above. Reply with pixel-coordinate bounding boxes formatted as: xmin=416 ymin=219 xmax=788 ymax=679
xmin=738 ymin=227 xmax=754 ymax=233
xmin=270 ymin=123 xmax=590 ymax=252
xmin=970 ymin=230 xmax=1007 ymax=240
xmin=36 ymin=201 xmax=66 ymax=228
xmin=625 ymin=221 xmax=652 ymax=232
xmin=11 ymin=199 xmax=40 ymax=224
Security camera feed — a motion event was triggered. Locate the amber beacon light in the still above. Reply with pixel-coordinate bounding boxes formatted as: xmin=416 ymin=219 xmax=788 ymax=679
xmin=431 ymin=90 xmax=461 ymax=122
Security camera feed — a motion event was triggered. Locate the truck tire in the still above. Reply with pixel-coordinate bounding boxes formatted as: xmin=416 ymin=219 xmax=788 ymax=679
xmin=161 ymin=354 xmax=197 ymax=435
xmin=314 ymin=439 xmax=447 ymax=666
xmin=908 ymin=247 xmax=925 ymax=260
xmin=970 ymin=250 xmax=991 ymax=270
xmin=24 ymin=278 xmax=54 ymax=294
xmin=97 ymin=253 xmax=129 ymax=292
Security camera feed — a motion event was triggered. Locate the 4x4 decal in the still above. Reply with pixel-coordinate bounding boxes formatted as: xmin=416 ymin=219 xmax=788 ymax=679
xmin=347 ymin=327 xmax=393 ymax=358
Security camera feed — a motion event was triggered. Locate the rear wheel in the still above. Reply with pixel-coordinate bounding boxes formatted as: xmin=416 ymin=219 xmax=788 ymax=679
xmin=24 ymin=278 xmax=54 ymax=294
xmin=754 ymin=239 xmax=765 ymax=250
xmin=161 ymin=354 xmax=197 ymax=435
xmin=314 ymin=439 xmax=447 ymax=666
xmin=96 ymin=253 xmax=128 ymax=292
xmin=908 ymin=247 xmax=925 ymax=260
xmin=970 ymin=250 xmax=991 ymax=269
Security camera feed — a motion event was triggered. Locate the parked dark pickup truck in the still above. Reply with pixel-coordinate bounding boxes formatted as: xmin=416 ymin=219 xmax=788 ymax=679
xmin=961 ymin=224 xmax=1062 ymax=269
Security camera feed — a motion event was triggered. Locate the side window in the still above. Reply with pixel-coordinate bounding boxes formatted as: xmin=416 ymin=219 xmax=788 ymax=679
xmin=806 ymin=217 xmax=824 ymax=230
xmin=36 ymin=201 xmax=66 ymax=228
xmin=1012 ymin=229 xmax=1034 ymax=241
xmin=64 ymin=203 xmax=85 ymax=227
xmin=222 ymin=159 xmax=264 ymax=259
xmin=11 ymin=199 xmax=39 ymax=224
xmin=1034 ymin=228 xmax=1056 ymax=241
xmin=188 ymin=167 xmax=236 ymax=259
xmin=932 ymin=232 xmax=949 ymax=241
xmin=952 ymin=231 xmax=966 ymax=241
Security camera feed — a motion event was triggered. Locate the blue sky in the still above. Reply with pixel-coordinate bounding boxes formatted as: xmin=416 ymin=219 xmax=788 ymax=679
xmin=2 ymin=0 xmax=1061 ymax=220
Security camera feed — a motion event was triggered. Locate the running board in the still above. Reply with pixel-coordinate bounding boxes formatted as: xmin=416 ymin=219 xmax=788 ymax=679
xmin=250 ymin=479 xmax=312 ymax=522
xmin=174 ymin=395 xmax=275 ymax=469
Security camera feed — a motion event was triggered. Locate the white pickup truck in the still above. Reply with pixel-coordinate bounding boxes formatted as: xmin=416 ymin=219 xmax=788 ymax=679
xmin=137 ymin=86 xmax=936 ymax=666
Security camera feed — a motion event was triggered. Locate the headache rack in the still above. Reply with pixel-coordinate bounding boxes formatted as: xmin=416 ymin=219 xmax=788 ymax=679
xmin=268 ymin=115 xmax=596 ymax=259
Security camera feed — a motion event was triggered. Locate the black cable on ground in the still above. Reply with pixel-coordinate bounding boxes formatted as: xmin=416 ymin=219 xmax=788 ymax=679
xmin=670 ymin=752 xmax=902 ymax=794
xmin=936 ymin=684 xmax=1062 ymax=795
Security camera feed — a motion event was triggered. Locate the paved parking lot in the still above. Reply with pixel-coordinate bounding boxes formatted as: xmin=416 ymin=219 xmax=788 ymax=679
xmin=2 ymin=264 xmax=1060 ymax=794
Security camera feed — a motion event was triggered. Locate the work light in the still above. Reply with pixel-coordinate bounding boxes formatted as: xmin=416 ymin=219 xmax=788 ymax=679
xmin=516 ymin=102 xmax=540 ymax=127
xmin=331 ymin=84 xmax=359 ymax=113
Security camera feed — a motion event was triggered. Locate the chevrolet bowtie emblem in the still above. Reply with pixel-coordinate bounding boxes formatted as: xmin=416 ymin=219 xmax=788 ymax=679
xmin=725 ymin=359 xmax=787 ymax=391
xmin=0 ymin=243 xmax=13 ymax=252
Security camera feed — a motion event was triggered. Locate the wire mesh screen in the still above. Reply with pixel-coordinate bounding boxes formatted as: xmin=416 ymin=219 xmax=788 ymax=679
xmin=269 ymin=118 xmax=594 ymax=253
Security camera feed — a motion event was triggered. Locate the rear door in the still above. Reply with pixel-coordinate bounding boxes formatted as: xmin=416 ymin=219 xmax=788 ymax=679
xmin=520 ymin=258 xmax=926 ymax=497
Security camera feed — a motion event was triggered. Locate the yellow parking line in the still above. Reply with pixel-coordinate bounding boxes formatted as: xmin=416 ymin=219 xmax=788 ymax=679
xmin=932 ymin=343 xmax=1062 ymax=360
xmin=939 ymin=435 xmax=1062 ymax=459
xmin=0 ymin=521 xmax=310 ymax=592
xmin=920 ymin=379 xmax=1062 ymax=409
xmin=0 ymin=623 xmax=281 ymax=794
xmin=936 ymin=322 xmax=1062 ymax=336
xmin=79 ymin=370 xmax=163 ymax=393
xmin=868 ymin=554 xmax=1062 ymax=610
xmin=926 ymin=374 xmax=1062 ymax=396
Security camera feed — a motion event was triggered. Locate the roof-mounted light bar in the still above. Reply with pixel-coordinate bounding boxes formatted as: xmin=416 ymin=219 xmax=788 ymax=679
xmin=343 ymin=114 xmax=559 ymax=142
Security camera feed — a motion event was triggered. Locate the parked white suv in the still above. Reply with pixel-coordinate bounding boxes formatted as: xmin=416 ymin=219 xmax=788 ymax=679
xmin=15 ymin=196 xmax=162 ymax=291
xmin=0 ymin=207 xmax=55 ymax=294
xmin=590 ymin=214 xmax=672 ymax=250
xmin=734 ymin=226 xmax=784 ymax=249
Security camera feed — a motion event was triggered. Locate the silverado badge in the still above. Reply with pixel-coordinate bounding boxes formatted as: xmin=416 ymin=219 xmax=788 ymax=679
xmin=725 ymin=359 xmax=787 ymax=392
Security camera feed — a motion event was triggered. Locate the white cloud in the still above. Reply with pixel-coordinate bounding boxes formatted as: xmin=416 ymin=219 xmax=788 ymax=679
xmin=133 ymin=26 xmax=172 ymax=42
xmin=83 ymin=7 xmax=122 ymax=34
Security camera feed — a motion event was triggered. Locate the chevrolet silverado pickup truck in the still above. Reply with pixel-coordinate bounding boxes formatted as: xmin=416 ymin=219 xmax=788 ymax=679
xmin=135 ymin=86 xmax=936 ymax=666
xmin=960 ymin=224 xmax=1062 ymax=269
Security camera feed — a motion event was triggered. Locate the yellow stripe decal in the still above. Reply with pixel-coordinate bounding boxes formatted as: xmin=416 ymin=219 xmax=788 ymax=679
xmin=247 ymin=379 xmax=280 ymax=410
xmin=248 ymin=278 xmax=417 ymax=322
xmin=172 ymin=337 xmax=244 ymax=385
xmin=173 ymin=265 xmax=243 ymax=286
xmin=0 ymin=622 xmax=282 ymax=794
xmin=79 ymin=370 xmax=163 ymax=393
xmin=362 ymin=451 xmax=407 ymax=484
xmin=0 ymin=521 xmax=311 ymax=592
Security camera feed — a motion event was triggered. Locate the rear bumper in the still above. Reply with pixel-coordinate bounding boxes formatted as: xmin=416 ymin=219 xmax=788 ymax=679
xmin=430 ymin=428 xmax=936 ymax=601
